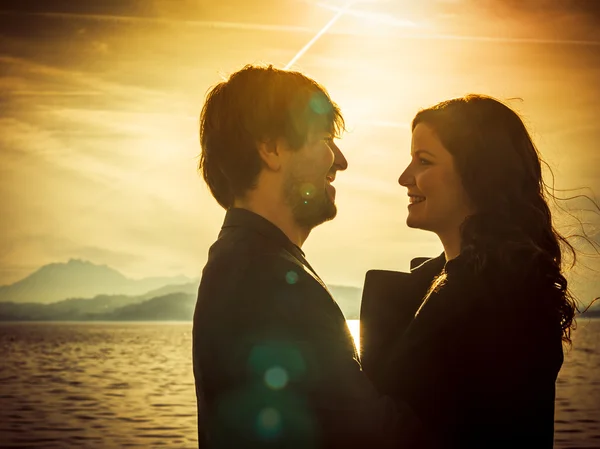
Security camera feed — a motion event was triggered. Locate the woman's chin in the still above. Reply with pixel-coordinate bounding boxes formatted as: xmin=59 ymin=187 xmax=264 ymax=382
xmin=406 ymin=216 xmax=421 ymax=229
xmin=406 ymin=217 xmax=434 ymax=233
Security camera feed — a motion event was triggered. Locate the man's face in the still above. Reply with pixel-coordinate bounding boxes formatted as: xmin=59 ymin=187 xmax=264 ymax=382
xmin=283 ymin=128 xmax=348 ymax=229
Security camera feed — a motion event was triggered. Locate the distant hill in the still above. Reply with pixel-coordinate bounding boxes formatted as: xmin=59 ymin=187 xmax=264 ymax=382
xmin=329 ymin=285 xmax=362 ymax=319
xmin=2 ymin=257 xmax=597 ymax=322
xmin=582 ymin=310 xmax=600 ymax=318
xmin=141 ymin=282 xmax=198 ymax=299
xmin=100 ymin=288 xmax=361 ymax=321
xmin=0 ymin=259 xmax=193 ymax=304
xmin=0 ymin=282 xmax=362 ymax=321
xmin=102 ymin=293 xmax=196 ymax=321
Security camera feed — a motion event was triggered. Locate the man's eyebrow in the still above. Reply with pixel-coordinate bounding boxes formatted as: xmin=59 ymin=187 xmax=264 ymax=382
xmin=413 ymin=149 xmax=436 ymax=158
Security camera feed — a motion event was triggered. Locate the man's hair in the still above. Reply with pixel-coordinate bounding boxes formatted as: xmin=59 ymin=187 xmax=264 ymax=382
xmin=199 ymin=64 xmax=345 ymax=209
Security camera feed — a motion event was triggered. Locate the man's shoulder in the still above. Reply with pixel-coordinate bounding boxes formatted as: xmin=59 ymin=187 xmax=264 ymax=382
xmin=199 ymin=227 xmax=313 ymax=299
xmin=206 ymin=227 xmax=298 ymax=273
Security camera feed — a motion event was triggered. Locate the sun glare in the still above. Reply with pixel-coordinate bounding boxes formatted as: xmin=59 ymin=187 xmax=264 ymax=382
xmin=316 ymin=2 xmax=419 ymax=29
xmin=347 ymin=319 xmax=361 ymax=354
xmin=287 ymin=1 xmax=422 ymax=69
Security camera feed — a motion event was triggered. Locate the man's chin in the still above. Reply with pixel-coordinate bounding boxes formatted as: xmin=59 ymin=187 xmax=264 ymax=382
xmin=294 ymin=198 xmax=337 ymax=229
xmin=322 ymin=202 xmax=337 ymax=223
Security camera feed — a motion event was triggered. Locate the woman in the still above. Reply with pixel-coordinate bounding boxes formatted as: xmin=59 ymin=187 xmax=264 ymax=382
xmin=361 ymin=95 xmax=579 ymax=448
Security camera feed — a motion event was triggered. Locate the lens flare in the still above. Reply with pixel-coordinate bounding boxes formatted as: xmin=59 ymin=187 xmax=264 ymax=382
xmin=285 ymin=270 xmax=299 ymax=284
xmin=264 ymin=366 xmax=289 ymax=390
xmin=256 ymin=407 xmax=282 ymax=439
xmin=300 ymin=183 xmax=316 ymax=199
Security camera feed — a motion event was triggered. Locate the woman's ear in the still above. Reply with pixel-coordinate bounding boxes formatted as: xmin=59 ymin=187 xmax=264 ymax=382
xmin=257 ymin=139 xmax=284 ymax=171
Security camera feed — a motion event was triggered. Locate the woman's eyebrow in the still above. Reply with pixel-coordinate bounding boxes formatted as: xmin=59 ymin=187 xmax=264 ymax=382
xmin=413 ymin=149 xmax=436 ymax=158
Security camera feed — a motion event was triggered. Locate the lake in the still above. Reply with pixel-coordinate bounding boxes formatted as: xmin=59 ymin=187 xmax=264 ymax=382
xmin=1 ymin=319 xmax=599 ymax=448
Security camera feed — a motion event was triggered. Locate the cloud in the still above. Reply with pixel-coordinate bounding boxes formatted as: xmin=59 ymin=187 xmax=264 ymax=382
xmin=1 ymin=0 xmax=599 ymax=289
xmin=315 ymin=2 xmax=421 ymax=28
xmin=0 ymin=231 xmax=149 ymax=285
xmin=0 ymin=56 xmax=168 ymax=102
xmin=484 ymin=0 xmax=600 ymax=20
xmin=413 ymin=33 xmax=600 ymax=46
xmin=90 ymin=41 xmax=109 ymax=54
xmin=4 ymin=7 xmax=600 ymax=46
xmin=0 ymin=10 xmax=313 ymax=33
xmin=0 ymin=117 xmax=123 ymax=186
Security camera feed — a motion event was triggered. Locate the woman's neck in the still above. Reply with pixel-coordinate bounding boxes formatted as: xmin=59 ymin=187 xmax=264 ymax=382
xmin=438 ymin=229 xmax=462 ymax=261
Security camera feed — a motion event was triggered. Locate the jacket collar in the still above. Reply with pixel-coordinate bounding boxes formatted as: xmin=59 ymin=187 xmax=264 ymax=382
xmin=221 ymin=208 xmax=327 ymax=287
xmin=221 ymin=207 xmax=307 ymax=261
xmin=410 ymin=253 xmax=447 ymax=278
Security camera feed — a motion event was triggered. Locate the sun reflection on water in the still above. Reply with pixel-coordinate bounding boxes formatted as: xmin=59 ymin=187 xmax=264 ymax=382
xmin=346 ymin=319 xmax=360 ymax=354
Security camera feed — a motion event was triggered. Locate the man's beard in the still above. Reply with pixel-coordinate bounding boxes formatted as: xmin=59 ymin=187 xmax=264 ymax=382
xmin=284 ymin=178 xmax=337 ymax=230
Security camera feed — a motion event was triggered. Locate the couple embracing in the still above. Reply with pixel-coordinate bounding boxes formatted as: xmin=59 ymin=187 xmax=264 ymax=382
xmin=192 ymin=64 xmax=573 ymax=448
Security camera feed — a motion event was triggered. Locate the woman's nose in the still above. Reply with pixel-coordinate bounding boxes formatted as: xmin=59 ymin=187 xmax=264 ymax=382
xmin=398 ymin=165 xmax=414 ymax=187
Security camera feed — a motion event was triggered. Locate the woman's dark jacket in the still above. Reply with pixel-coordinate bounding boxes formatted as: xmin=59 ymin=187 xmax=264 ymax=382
xmin=360 ymin=254 xmax=564 ymax=448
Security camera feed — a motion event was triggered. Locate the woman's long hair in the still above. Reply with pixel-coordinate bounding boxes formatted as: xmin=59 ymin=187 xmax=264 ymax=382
xmin=413 ymin=94 xmax=596 ymax=344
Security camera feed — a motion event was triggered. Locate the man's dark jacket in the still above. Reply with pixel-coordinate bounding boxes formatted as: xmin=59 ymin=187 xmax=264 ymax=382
xmin=193 ymin=209 xmax=413 ymax=449
xmin=361 ymin=254 xmax=564 ymax=449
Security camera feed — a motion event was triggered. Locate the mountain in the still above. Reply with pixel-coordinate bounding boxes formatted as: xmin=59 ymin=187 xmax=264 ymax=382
xmin=0 ymin=259 xmax=193 ymax=304
xmin=582 ymin=309 xmax=600 ymax=318
xmin=329 ymin=285 xmax=362 ymax=319
xmin=0 ymin=293 xmax=144 ymax=321
xmin=0 ymin=282 xmax=362 ymax=321
xmin=103 ymin=293 xmax=196 ymax=321
xmin=140 ymin=282 xmax=198 ymax=299
xmin=103 ymin=288 xmax=362 ymax=321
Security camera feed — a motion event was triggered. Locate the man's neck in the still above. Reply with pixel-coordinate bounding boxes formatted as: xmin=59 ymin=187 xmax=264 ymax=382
xmin=233 ymin=198 xmax=310 ymax=248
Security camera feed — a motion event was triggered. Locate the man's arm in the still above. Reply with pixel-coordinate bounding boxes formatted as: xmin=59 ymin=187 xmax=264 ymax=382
xmin=194 ymin=257 xmax=424 ymax=448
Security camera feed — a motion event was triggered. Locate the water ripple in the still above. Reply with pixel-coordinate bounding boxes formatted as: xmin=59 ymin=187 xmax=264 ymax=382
xmin=0 ymin=320 xmax=598 ymax=448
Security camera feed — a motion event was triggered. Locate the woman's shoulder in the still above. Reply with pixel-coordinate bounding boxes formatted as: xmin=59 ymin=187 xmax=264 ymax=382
xmin=363 ymin=253 xmax=445 ymax=304
xmin=440 ymin=252 xmax=560 ymax=323
xmin=446 ymin=250 xmax=552 ymax=288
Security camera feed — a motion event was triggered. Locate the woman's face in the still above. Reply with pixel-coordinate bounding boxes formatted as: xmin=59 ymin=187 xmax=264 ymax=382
xmin=399 ymin=122 xmax=474 ymax=236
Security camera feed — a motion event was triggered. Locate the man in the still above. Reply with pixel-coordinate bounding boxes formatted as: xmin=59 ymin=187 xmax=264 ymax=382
xmin=193 ymin=65 xmax=413 ymax=448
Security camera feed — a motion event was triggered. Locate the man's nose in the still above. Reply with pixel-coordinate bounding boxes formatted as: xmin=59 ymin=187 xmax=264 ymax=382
xmin=332 ymin=143 xmax=348 ymax=171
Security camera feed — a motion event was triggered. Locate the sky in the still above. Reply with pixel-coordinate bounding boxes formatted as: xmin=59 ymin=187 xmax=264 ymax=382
xmin=1 ymin=0 xmax=599 ymax=299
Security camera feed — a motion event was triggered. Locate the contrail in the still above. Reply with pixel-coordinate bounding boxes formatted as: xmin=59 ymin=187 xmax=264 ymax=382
xmin=285 ymin=1 xmax=356 ymax=69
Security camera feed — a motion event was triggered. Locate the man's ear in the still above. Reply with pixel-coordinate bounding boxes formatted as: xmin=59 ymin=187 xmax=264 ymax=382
xmin=257 ymin=139 xmax=283 ymax=171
